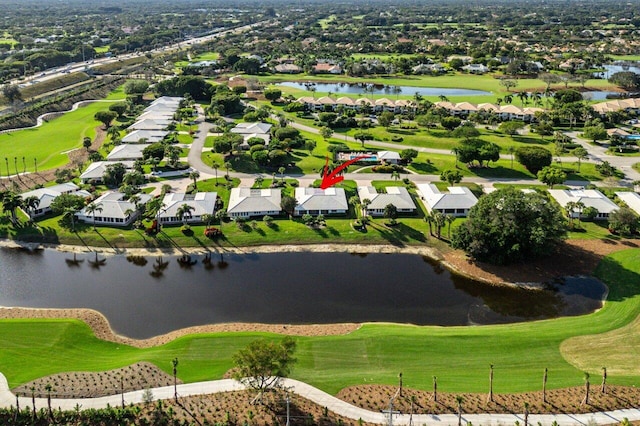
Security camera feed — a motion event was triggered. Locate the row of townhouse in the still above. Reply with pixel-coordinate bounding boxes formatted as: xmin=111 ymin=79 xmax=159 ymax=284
xmin=297 ymin=96 xmax=544 ymax=121
xmin=592 ymin=98 xmax=640 ymax=115
xmin=432 ymin=101 xmax=544 ymax=122
xmin=21 ymin=182 xmax=640 ymax=227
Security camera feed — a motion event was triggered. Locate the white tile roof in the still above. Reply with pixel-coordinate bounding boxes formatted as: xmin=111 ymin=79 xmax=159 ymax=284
xmin=106 ymin=144 xmax=149 ymax=160
xmin=357 ymin=186 xmax=416 ymax=210
xmin=227 ymin=188 xmax=281 ymax=215
xmin=128 ymin=119 xmax=173 ymax=131
xmin=159 ymin=192 xmax=217 ymax=219
xmin=377 ymin=151 xmax=401 ymax=161
xmin=295 ymin=187 xmax=348 ymax=212
xmin=80 ymin=161 xmax=135 ymax=181
xmin=548 ymin=189 xmax=619 ymax=214
xmin=21 ymin=183 xmax=90 ymax=211
xmin=230 ymin=122 xmax=272 ymax=135
xmin=122 ymin=130 xmax=169 ymax=144
xmin=77 ymin=192 xmax=151 ymax=220
xmin=416 ymin=183 xmax=478 ymax=211
xmin=616 ymin=191 xmax=640 ymax=215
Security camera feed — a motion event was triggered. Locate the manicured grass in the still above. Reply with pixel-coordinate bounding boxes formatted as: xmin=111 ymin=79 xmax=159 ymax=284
xmin=1 ymin=248 xmax=640 ymax=395
xmin=0 ymin=100 xmax=119 ymax=173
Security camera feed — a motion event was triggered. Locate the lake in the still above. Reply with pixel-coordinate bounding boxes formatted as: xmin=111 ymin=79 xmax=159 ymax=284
xmin=277 ymin=82 xmax=492 ymax=97
xmin=0 ymin=247 xmax=606 ymax=339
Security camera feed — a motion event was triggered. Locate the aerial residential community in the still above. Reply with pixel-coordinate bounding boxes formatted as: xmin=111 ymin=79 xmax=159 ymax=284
xmin=2 ymin=0 xmax=640 ymax=424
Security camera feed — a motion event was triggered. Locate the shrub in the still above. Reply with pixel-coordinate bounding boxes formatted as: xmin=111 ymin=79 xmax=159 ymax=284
xmin=204 ymin=227 xmax=223 ymax=238
xmin=391 ymin=136 xmax=404 ymax=142
xmin=372 ymin=164 xmax=404 ymax=173
xmin=180 ymin=224 xmax=192 ymax=235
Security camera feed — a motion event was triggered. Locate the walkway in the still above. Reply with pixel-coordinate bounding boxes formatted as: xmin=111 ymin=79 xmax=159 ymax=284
xmin=0 ymin=373 xmax=637 ymax=425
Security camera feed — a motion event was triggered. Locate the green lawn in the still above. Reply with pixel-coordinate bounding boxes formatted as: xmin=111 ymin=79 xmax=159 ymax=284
xmin=1 ymin=248 xmax=639 ymax=395
xmin=0 ymin=103 xmax=116 ymax=173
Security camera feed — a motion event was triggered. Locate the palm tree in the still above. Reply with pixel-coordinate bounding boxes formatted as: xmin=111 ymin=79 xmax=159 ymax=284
xmin=215 ymin=208 xmax=226 ymax=230
xmin=202 ymin=213 xmax=213 ymax=228
xmin=523 ymin=402 xmax=530 ymax=426
xmin=189 ymin=170 xmax=200 ymax=190
xmin=532 ymin=92 xmax=542 ymax=107
xmin=62 ymin=206 xmax=79 ymax=232
xmin=456 ymin=395 xmax=464 ymax=426
xmin=23 ymin=195 xmax=40 ymax=221
xmin=424 ymin=211 xmax=434 ymax=236
xmin=254 ymin=176 xmax=264 ymax=188
xmin=172 ymin=357 xmax=179 ymax=402
xmin=1 ymin=191 xmax=23 ymax=225
xmin=278 ymin=166 xmax=286 ymax=182
xmin=224 ymin=161 xmax=231 ymax=178
xmin=488 ymin=364 xmax=494 ymax=403
xmin=451 ymin=147 xmax=460 ymax=168
xmin=565 ymin=201 xmax=577 ymax=226
xmin=438 ymin=95 xmax=449 ymax=103
xmin=583 ymin=372 xmax=590 ymax=405
xmin=507 ymin=146 xmax=516 ymax=169
xmin=542 ymin=368 xmax=548 ymax=404
xmin=445 ymin=214 xmax=455 ymax=239
xmin=391 ymin=170 xmax=400 ymax=181
xmin=85 ymin=202 xmax=103 ymax=230
xmin=504 ymin=94 xmax=513 ymax=104
xmin=211 ymin=160 xmax=219 ymax=185
xmin=433 ymin=211 xmax=445 ymax=239
xmin=517 ymin=91 xmax=529 ymax=107
xmin=433 ymin=375 xmax=438 ymax=403
xmin=176 ymin=203 xmax=194 ymax=225
xmin=574 ymin=201 xmax=585 ymax=227
xmin=360 ymin=198 xmax=371 ymax=219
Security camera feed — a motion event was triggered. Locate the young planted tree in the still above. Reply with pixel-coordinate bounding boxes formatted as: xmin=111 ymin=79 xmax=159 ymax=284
xmin=232 ymin=337 xmax=297 ymax=404
xmin=488 ymin=364 xmax=494 ymax=403
xmin=433 ymin=376 xmax=438 ymax=403
xmin=583 ymin=372 xmax=590 ymax=405
xmin=601 ymin=367 xmax=607 ymax=394
xmin=456 ymin=395 xmax=464 ymax=426
xmin=572 ymin=147 xmax=589 ymax=172
xmin=172 ymin=357 xmax=179 ymax=402
xmin=542 ymin=368 xmax=548 ymax=404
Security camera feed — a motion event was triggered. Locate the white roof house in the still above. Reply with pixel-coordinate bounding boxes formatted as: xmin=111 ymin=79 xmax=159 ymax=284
xmin=122 ymin=130 xmax=169 ymax=144
xmin=294 ymin=187 xmax=348 ymax=216
xmin=106 ymin=144 xmax=149 ymax=161
xmin=377 ymin=151 xmax=401 ymax=164
xmin=151 ymin=96 xmax=183 ymax=107
xmin=230 ymin=122 xmax=272 ymax=135
xmin=21 ymin=183 xmax=91 ymax=218
xmin=76 ymin=192 xmax=151 ymax=227
xmin=137 ymin=110 xmax=176 ymax=121
xmin=616 ymin=191 xmax=640 ymax=215
xmin=158 ymin=192 xmax=217 ymax=224
xmin=357 ymin=186 xmax=417 ymax=216
xmin=227 ymin=188 xmax=282 ymax=218
xmin=548 ymin=189 xmax=619 ymax=220
xmin=128 ymin=118 xmax=173 ymax=131
xmin=416 ymin=183 xmax=478 ymax=217
xmin=80 ymin=161 xmax=135 ymax=183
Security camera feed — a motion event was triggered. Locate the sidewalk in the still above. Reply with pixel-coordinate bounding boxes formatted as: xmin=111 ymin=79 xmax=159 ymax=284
xmin=0 ymin=373 xmax=637 ymax=425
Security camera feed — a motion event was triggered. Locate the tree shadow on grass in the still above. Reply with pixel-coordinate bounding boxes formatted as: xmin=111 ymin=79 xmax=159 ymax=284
xmin=410 ymin=161 xmax=438 ymax=174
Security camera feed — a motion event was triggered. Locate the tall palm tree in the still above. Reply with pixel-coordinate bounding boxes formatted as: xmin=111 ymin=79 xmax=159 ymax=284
xmin=85 ymin=202 xmax=103 ymax=230
xmin=254 ymin=176 xmax=264 ymax=188
xmin=189 ymin=170 xmax=200 ymax=191
xmin=583 ymin=372 xmax=590 ymax=405
xmin=424 ymin=211 xmax=434 ymax=236
xmin=63 ymin=206 xmax=79 ymax=232
xmin=433 ymin=211 xmax=446 ymax=239
xmin=507 ymin=146 xmax=516 ymax=169
xmin=445 ymin=214 xmax=455 ymax=239
xmin=391 ymin=170 xmax=400 ymax=181
xmin=23 ymin=195 xmax=40 ymax=221
xmin=176 ymin=203 xmax=194 ymax=225
xmin=456 ymin=395 xmax=464 ymax=426
xmin=565 ymin=201 xmax=577 ymax=227
xmin=542 ymin=367 xmax=548 ymax=403
xmin=1 ymin=191 xmax=23 ymax=225
xmin=224 ymin=161 xmax=231 ymax=178
xmin=504 ymin=94 xmax=513 ymax=104
xmin=574 ymin=201 xmax=585 ymax=226
xmin=215 ymin=208 xmax=226 ymax=230
xmin=360 ymin=198 xmax=371 ymax=219
xmin=211 ymin=160 xmax=219 ymax=185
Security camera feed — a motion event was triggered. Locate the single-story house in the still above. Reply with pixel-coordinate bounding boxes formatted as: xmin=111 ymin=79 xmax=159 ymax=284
xmin=607 ymin=128 xmax=630 ymax=138
xmin=157 ymin=192 xmax=217 ymax=224
xmin=136 ymin=110 xmax=176 ymax=121
xmin=122 ymin=130 xmax=169 ymax=144
xmin=616 ymin=191 xmax=640 ymax=215
xmin=80 ymin=161 xmax=135 ymax=184
xmin=357 ymin=186 xmax=417 ymax=216
xmin=294 ymin=187 xmax=348 ymax=216
xmin=76 ymin=192 xmax=151 ymax=227
xmin=416 ymin=183 xmax=478 ymax=217
xmin=227 ymin=188 xmax=282 ymax=218
xmin=151 ymin=96 xmax=183 ymax=106
xmin=548 ymin=189 xmax=619 ymax=220
xmin=313 ymin=62 xmax=343 ymax=74
xmin=377 ymin=151 xmax=401 ymax=164
xmin=21 ymin=183 xmax=91 ymax=218
xmin=592 ymin=98 xmax=640 ymax=115
xmin=230 ymin=122 xmax=272 ymax=148
xmin=127 ymin=119 xmax=173 ymax=131
xmin=106 ymin=144 xmax=149 ymax=161
xmin=462 ymin=63 xmax=489 ymax=74
xmin=274 ymin=64 xmax=302 ymax=74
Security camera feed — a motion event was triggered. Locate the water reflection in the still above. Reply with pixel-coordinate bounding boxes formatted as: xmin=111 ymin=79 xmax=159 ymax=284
xmin=0 ymin=248 xmax=607 ymax=339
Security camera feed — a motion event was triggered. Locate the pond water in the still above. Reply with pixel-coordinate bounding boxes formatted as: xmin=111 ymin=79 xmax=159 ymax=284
xmin=277 ymin=82 xmax=492 ymax=97
xmin=595 ymin=64 xmax=640 ymax=79
xmin=0 ymin=247 xmax=606 ymax=339
xmin=582 ymin=91 xmax=623 ymax=101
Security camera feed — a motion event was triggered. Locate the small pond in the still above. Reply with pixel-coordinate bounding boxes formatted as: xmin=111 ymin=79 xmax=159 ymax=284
xmin=277 ymin=82 xmax=492 ymax=97
xmin=0 ymin=248 xmax=606 ymax=339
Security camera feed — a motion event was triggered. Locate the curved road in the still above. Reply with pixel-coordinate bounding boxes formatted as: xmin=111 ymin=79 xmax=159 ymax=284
xmin=0 ymin=373 xmax=636 ymax=426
